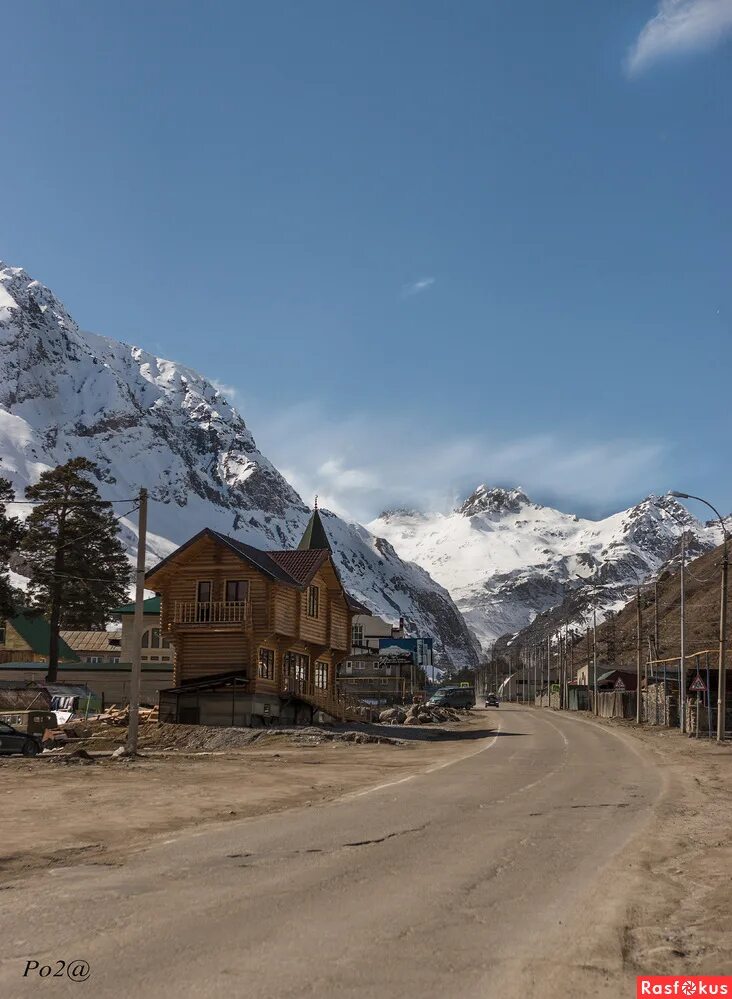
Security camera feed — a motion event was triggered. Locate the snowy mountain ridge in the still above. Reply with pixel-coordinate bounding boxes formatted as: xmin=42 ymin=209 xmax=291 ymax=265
xmin=0 ymin=262 xmax=479 ymax=667
xmin=370 ymin=484 xmax=723 ymax=649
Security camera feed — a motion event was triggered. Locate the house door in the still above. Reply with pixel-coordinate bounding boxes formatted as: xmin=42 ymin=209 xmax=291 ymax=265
xmin=196 ymin=580 xmax=212 ymax=622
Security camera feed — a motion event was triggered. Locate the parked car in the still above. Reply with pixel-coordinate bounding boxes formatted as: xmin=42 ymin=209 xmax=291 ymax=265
xmin=428 ymin=686 xmax=476 ymax=709
xmin=0 ymin=710 xmax=57 ymax=739
xmin=0 ymin=721 xmax=42 ymax=757
xmin=485 ymin=693 xmax=500 ymax=708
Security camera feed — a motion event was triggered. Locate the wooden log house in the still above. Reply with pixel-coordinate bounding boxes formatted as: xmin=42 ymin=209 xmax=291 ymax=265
xmin=147 ymin=511 xmax=369 ymax=726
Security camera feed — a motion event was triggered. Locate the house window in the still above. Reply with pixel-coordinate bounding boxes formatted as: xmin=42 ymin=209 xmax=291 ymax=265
xmin=307 ymin=585 xmax=319 ymax=618
xmin=226 ymin=580 xmax=248 ymax=603
xmin=283 ymin=651 xmax=309 ymax=681
xmin=315 ymin=661 xmax=329 ymax=689
xmin=258 ymin=648 xmax=275 ymax=679
xmin=351 ymin=623 xmax=364 ymax=647
xmin=88 ymin=656 xmax=100 ymax=664
xmin=0 ymin=624 xmax=5 ymax=645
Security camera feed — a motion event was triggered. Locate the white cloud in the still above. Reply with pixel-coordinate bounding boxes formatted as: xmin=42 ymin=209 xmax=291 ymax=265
xmin=210 ymin=379 xmax=239 ymax=402
xmin=626 ymin=0 xmax=732 ymax=75
xmin=251 ymin=400 xmax=670 ymax=522
xmin=401 ymin=277 xmax=435 ymax=298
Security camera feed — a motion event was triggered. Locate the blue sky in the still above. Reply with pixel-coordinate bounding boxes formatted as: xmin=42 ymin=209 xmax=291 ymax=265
xmin=1 ymin=0 xmax=730 ymax=521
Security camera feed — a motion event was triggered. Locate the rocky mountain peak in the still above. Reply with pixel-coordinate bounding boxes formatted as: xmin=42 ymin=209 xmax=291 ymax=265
xmin=458 ymin=484 xmax=530 ymax=518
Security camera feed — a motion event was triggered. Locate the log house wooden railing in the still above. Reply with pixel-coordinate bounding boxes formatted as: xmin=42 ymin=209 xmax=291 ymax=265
xmin=279 ymin=674 xmax=372 ymax=722
xmin=172 ymin=600 xmax=250 ymax=625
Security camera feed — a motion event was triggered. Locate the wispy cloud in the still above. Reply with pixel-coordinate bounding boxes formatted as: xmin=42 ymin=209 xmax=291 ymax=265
xmin=210 ymin=379 xmax=239 ymax=402
xmin=626 ymin=0 xmax=732 ymax=76
xmin=401 ymin=276 xmax=435 ymax=298
xmin=251 ymin=400 xmax=670 ymax=523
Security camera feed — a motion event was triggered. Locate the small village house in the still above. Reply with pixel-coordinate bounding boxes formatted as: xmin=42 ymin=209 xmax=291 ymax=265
xmin=59 ymin=629 xmax=122 ymax=664
xmin=0 ymin=613 xmax=78 ymax=665
xmin=148 ymin=508 xmax=368 ymax=726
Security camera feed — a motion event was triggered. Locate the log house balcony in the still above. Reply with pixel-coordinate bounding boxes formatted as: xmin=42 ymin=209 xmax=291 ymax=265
xmin=170 ymin=600 xmax=251 ymax=628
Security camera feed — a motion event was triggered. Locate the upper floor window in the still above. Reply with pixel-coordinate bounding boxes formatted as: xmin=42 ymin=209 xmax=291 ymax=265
xmin=352 ymin=623 xmax=364 ymax=647
xmin=0 ymin=623 xmax=6 ymax=646
xmin=225 ymin=580 xmax=248 ymax=603
xmin=307 ymin=585 xmax=320 ymax=618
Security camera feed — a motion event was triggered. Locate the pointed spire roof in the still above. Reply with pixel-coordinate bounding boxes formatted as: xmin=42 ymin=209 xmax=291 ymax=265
xmin=298 ymin=505 xmax=331 ymax=551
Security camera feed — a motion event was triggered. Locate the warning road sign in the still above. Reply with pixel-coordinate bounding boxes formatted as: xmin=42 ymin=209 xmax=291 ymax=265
xmin=689 ymin=674 xmax=706 ymax=693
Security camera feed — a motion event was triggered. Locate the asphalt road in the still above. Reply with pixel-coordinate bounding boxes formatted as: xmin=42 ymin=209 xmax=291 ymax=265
xmin=1 ymin=706 xmax=663 ymax=998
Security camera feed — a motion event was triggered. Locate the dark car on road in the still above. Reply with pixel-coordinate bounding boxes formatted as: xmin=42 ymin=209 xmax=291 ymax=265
xmin=485 ymin=693 xmax=500 ymax=708
xmin=428 ymin=686 xmax=476 ymax=709
xmin=0 ymin=721 xmax=41 ymax=757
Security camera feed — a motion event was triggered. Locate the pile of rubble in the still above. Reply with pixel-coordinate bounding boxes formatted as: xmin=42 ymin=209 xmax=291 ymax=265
xmin=378 ymin=703 xmax=467 ymax=726
xmin=42 ymin=705 xmax=158 ymax=749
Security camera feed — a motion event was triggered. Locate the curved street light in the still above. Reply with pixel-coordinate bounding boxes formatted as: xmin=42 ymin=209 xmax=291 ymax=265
xmin=669 ymin=492 xmax=730 ymax=743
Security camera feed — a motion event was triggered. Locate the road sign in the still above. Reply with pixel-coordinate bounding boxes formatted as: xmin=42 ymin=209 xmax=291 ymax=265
xmin=614 ymin=676 xmax=626 ymax=691
xmin=690 ymin=674 xmax=706 ymax=693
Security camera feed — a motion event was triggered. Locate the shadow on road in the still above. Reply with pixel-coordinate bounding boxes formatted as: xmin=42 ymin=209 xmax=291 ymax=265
xmin=331 ymin=722 xmax=526 ymax=743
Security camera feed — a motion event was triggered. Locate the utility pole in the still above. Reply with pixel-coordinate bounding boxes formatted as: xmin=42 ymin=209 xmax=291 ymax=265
xmin=126 ymin=487 xmax=148 ymax=755
xmin=669 ymin=491 xmax=729 ymax=743
xmin=533 ymin=645 xmax=537 ymax=706
xmin=654 ymin=579 xmax=660 ymax=661
xmin=593 ymin=603 xmax=598 ymax=715
xmin=636 ymin=584 xmax=643 ymax=725
xmin=719 ymin=550 xmax=729 ymax=742
xmin=679 ymin=533 xmax=686 ymax=733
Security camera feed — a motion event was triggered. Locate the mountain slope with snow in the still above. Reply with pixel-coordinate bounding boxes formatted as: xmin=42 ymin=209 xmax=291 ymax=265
xmin=0 ymin=262 xmax=478 ymax=667
xmin=370 ymin=485 xmax=722 ymax=648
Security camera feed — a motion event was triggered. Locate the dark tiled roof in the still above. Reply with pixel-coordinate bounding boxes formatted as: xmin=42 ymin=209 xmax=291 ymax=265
xmin=269 ymin=549 xmax=329 ymax=585
xmin=210 ymin=533 xmax=303 ymax=586
xmin=145 ymin=527 xmax=369 ymax=611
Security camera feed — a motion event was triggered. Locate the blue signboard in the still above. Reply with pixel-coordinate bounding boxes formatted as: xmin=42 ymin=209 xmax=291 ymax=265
xmin=378 ymin=637 xmax=433 ymax=668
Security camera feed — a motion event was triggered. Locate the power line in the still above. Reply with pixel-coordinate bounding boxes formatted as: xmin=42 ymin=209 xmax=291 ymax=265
xmin=9 ymin=497 xmax=141 ymax=505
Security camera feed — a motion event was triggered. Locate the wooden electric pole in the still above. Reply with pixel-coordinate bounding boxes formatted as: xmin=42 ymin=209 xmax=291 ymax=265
xmin=126 ymin=487 xmax=148 ymax=755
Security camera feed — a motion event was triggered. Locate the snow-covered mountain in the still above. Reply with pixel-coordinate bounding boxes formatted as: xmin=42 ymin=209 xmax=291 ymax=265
xmin=370 ymin=485 xmax=723 ymax=649
xmin=0 ymin=262 xmax=478 ymax=667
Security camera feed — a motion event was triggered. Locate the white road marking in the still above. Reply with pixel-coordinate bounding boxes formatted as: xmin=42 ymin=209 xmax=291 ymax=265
xmin=349 ymin=720 xmax=503 ymax=799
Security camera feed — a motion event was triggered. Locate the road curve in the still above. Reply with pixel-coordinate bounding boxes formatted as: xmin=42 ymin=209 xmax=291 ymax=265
xmin=0 ymin=706 xmax=662 ymax=998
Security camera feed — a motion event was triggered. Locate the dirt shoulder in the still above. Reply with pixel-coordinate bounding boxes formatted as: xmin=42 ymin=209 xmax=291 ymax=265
xmin=0 ymin=714 xmax=492 ymax=883
xmin=566 ymin=712 xmax=732 ymax=978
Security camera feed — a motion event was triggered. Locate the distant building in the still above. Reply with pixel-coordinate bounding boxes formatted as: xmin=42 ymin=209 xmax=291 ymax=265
xmin=350 ymin=613 xmax=405 ymax=653
xmin=60 ymin=630 xmax=122 ymax=664
xmin=0 ymin=613 xmax=78 ymax=665
xmin=340 ymin=613 xmax=434 ymax=701
xmin=111 ymin=596 xmax=173 ymax=667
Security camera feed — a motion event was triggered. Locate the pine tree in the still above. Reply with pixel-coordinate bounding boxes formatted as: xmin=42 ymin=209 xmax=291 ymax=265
xmin=0 ymin=474 xmax=25 ymax=621
xmin=21 ymin=457 xmax=131 ymax=681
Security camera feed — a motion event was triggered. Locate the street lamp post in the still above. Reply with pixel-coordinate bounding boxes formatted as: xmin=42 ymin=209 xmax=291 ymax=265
xmin=670 ymin=492 xmax=729 ymax=743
